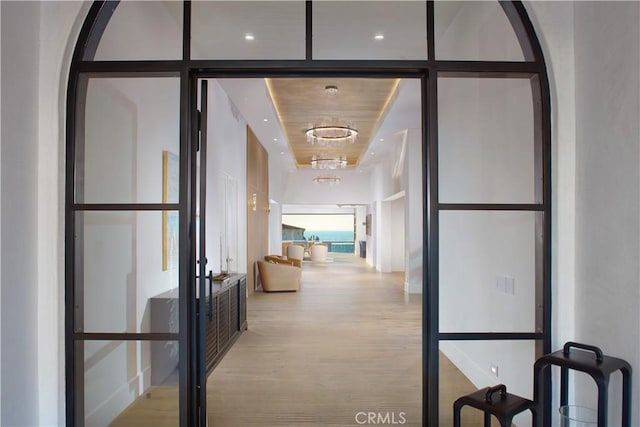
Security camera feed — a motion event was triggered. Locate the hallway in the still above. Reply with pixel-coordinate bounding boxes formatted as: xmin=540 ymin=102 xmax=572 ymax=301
xmin=206 ymin=254 xmax=480 ymax=426
xmin=208 ymin=253 xmax=421 ymax=425
xmin=111 ymin=253 xmax=485 ymax=426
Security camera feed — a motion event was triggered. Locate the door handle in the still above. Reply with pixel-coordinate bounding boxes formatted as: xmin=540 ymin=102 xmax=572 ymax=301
xmin=207 ymin=270 xmax=214 ymax=321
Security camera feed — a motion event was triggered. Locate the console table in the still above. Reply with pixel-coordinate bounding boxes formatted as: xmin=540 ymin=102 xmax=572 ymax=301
xmin=199 ymin=274 xmax=247 ymax=376
xmin=150 ymin=274 xmax=247 ymax=385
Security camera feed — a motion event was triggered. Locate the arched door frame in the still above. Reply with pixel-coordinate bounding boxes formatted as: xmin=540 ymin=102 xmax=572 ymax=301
xmin=65 ymin=2 xmax=552 ymax=426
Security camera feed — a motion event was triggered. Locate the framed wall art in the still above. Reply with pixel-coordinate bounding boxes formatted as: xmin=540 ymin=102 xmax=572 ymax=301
xmin=162 ymin=150 xmax=179 ymax=271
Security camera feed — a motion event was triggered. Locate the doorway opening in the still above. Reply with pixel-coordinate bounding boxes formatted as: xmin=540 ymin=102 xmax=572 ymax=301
xmin=65 ymin=2 xmax=551 ymax=426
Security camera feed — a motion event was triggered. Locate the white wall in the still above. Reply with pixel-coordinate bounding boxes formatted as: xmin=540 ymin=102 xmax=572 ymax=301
xmin=378 ymin=199 xmax=391 ymax=272
xmin=370 ymin=146 xmax=395 ymax=270
xmin=525 ymin=0 xmax=577 ymax=369
xmin=368 ymin=127 xmax=423 ymax=283
xmin=282 ymin=168 xmax=372 ymax=205
xmin=525 ymin=1 xmax=577 ymax=417
xmin=572 ymin=3 xmax=640 ymax=424
xmin=527 ymin=3 xmax=640 ymax=424
xmin=1 ymin=3 xmax=41 ymax=425
xmin=38 ymin=3 xmax=89 ymax=424
xmin=377 ymin=194 xmax=405 ymax=274
xmin=265 ymin=122 xmax=288 ymax=256
xmin=268 ymin=200 xmax=282 ymax=255
xmin=268 ymin=150 xmax=288 ymax=204
xmin=373 ymin=129 xmax=408 ymax=273
xmin=371 ymin=151 xmax=395 ymax=202
xmin=390 ymin=197 xmax=405 ymax=272
xmin=355 ymin=205 xmax=366 ymax=256
xmin=206 ymin=79 xmax=248 ymax=275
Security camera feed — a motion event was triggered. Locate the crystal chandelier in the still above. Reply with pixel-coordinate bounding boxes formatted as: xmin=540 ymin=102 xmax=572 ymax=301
xmin=312 ymin=175 xmax=341 ymax=184
xmin=305 ymin=124 xmax=358 ymax=145
xmin=311 ymin=155 xmax=348 ymax=170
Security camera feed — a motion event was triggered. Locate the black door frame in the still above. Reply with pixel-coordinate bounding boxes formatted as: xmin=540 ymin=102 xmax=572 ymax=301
xmin=65 ymin=2 xmax=551 ymax=426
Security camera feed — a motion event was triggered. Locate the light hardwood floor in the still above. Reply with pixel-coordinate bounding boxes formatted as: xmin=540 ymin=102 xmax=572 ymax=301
xmin=111 ymin=253 xmax=489 ymax=426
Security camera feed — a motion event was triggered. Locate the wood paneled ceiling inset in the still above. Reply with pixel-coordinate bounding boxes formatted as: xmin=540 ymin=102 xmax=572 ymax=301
xmin=266 ymin=78 xmax=399 ymax=168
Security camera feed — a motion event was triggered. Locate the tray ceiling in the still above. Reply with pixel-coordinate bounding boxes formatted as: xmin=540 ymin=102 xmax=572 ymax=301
xmin=266 ymin=78 xmax=399 ymax=168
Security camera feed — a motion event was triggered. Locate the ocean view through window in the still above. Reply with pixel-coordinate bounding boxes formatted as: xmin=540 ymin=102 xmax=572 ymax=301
xmin=282 ymin=214 xmax=355 ymax=253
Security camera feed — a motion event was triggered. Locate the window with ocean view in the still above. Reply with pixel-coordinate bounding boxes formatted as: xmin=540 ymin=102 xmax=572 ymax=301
xmin=282 ymin=214 xmax=355 ymax=253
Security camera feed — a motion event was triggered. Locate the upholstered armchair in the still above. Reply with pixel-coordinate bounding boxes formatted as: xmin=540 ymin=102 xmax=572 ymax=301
xmin=257 ymin=260 xmax=301 ymax=292
xmin=264 ymin=254 xmax=301 ymax=268
xmin=310 ymin=244 xmax=328 ymax=262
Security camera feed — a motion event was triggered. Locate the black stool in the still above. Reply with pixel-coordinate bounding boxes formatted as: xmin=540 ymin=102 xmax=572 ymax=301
xmin=454 ymin=384 xmax=538 ymax=427
xmin=533 ymin=342 xmax=632 ymax=427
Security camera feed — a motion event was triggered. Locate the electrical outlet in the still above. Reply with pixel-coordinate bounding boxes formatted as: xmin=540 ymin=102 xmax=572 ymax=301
xmin=491 ymin=365 xmax=499 ymax=377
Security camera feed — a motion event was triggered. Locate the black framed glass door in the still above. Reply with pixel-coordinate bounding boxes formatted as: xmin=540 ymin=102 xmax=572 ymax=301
xmin=66 ymin=2 xmax=551 ymax=426
xmin=195 ymin=79 xmax=210 ymax=426
xmin=66 ymin=74 xmax=183 ymax=426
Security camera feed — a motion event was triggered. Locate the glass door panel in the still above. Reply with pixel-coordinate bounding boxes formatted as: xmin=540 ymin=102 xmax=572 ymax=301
xmin=313 ymin=1 xmax=428 ymax=60
xmin=439 ymin=211 xmax=540 ymax=333
xmin=438 ymin=76 xmax=539 ymax=204
xmin=435 ymin=66 xmax=545 ymax=424
xmin=90 ymin=1 xmax=183 ymax=61
xmin=72 ymin=73 xmax=185 ymax=426
xmin=434 ymin=1 xmax=528 ymax=61
xmin=78 ymin=77 xmax=180 ymax=204
xmin=191 ymin=2 xmax=306 ymax=60
xmin=83 ymin=340 xmax=179 ymax=427
xmin=75 ymin=211 xmax=179 ymax=334
xmin=439 ymin=340 xmax=538 ymax=426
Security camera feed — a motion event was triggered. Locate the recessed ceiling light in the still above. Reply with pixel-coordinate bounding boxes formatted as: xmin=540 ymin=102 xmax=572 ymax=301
xmin=371 ymin=151 xmax=376 ymax=155
xmin=379 ymin=138 xmax=385 ymax=142
xmin=273 ymin=138 xmax=278 ymax=142
xmin=263 ymin=118 xmax=268 ymax=122
xmin=280 ymin=151 xmax=285 ymax=155
xmin=244 ymin=33 xmax=255 ymax=41
xmin=374 ymin=34 xmax=384 ymax=41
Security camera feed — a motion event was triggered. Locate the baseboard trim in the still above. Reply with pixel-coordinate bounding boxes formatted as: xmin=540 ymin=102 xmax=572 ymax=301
xmin=439 ymin=341 xmax=494 ymax=389
xmin=85 ymin=374 xmax=140 ymax=426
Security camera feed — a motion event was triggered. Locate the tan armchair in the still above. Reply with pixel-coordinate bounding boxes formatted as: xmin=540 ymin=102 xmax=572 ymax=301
xmin=257 ymin=260 xmax=301 ymax=292
xmin=264 ymin=254 xmax=301 ymax=268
